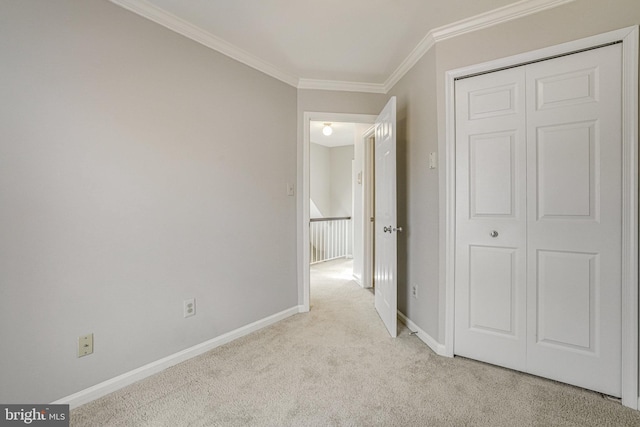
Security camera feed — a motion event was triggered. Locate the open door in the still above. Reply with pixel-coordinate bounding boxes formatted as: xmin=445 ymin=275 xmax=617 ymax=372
xmin=374 ymin=97 xmax=398 ymax=337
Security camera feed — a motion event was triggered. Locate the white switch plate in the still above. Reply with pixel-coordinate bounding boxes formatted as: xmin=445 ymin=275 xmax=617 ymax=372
xmin=78 ymin=333 xmax=93 ymax=357
xmin=429 ymin=152 xmax=437 ymax=169
xmin=287 ymin=183 xmax=295 ymax=196
xmin=184 ymin=298 xmax=196 ymax=318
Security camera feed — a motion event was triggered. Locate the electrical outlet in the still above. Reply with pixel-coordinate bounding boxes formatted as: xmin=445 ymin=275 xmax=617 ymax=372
xmin=184 ymin=298 xmax=196 ymax=318
xmin=78 ymin=333 xmax=93 ymax=357
xmin=412 ymin=285 xmax=418 ymax=299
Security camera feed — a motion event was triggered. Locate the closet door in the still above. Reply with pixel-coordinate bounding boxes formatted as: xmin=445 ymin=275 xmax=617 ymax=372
xmin=525 ymin=44 xmax=623 ymax=397
xmin=454 ymin=67 xmax=528 ymax=371
xmin=455 ymin=44 xmax=624 ymax=397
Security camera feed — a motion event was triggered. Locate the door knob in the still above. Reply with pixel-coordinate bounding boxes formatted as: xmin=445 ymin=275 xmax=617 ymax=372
xmin=393 ymin=227 xmax=403 ymax=232
xmin=490 ymin=230 xmax=499 ymax=238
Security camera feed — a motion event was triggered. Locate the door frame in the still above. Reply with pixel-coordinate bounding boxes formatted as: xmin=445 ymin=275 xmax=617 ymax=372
xmin=362 ymin=126 xmax=376 ymax=289
xmin=300 ymin=112 xmax=377 ymax=312
xmin=443 ymin=26 xmax=639 ymax=409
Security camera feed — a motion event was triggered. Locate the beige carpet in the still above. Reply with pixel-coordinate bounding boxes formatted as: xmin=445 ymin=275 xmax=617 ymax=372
xmin=72 ymin=258 xmax=640 ymax=426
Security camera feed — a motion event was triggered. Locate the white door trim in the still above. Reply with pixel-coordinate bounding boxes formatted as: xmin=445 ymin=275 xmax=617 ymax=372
xmin=300 ymin=112 xmax=377 ymax=312
xmin=362 ymin=125 xmax=376 ymax=289
xmin=443 ymin=26 xmax=639 ymax=409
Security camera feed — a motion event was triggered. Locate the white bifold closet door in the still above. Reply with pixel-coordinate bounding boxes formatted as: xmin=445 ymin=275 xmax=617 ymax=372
xmin=454 ymin=44 xmax=622 ymax=397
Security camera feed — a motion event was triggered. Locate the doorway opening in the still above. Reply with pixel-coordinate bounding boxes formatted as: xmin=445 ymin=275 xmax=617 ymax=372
xmin=308 ymin=119 xmax=375 ymax=308
xmin=302 ymin=97 xmax=398 ymax=337
xmin=301 ymin=113 xmax=377 ymax=313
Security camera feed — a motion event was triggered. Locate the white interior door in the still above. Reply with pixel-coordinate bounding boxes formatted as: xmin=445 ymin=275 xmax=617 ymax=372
xmin=454 ymin=44 xmax=623 ymax=396
xmin=374 ymin=97 xmax=397 ymax=338
xmin=525 ymin=44 xmax=622 ymax=397
xmin=454 ymin=67 xmax=528 ymax=371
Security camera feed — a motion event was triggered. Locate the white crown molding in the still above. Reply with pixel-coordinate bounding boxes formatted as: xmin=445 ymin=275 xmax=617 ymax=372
xmin=109 ymin=0 xmax=299 ymax=87
xmin=383 ymin=33 xmax=437 ymax=93
xmin=431 ymin=0 xmax=575 ymax=42
xmin=298 ymin=78 xmax=387 ymax=94
xmin=383 ymin=0 xmax=575 ymax=92
xmin=110 ymin=0 xmax=575 ymax=94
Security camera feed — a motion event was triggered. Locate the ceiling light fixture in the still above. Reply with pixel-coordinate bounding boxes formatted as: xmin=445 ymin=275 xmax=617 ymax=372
xmin=322 ymin=123 xmax=333 ymax=136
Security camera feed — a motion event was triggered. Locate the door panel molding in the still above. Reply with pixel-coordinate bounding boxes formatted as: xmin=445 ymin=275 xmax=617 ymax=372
xmin=444 ymin=26 xmax=638 ymax=409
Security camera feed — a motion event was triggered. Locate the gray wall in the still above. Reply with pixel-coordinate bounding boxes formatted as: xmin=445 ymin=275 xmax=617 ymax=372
xmin=309 ymin=143 xmax=332 ymax=217
xmin=309 ymin=143 xmax=354 ymax=218
xmin=387 ymin=48 xmax=439 ymax=339
xmin=329 ymin=145 xmax=354 ymax=218
xmin=0 ymin=0 xmax=297 ymax=403
xmin=297 ymin=90 xmax=388 ymax=118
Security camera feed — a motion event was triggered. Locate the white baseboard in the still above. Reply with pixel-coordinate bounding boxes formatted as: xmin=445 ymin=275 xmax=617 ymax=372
xmin=397 ymin=311 xmax=448 ymax=357
xmin=53 ymin=305 xmax=304 ymax=409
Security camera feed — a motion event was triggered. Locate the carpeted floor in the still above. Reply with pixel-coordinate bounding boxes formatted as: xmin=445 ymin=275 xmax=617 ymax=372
xmin=71 ymin=258 xmax=640 ymax=426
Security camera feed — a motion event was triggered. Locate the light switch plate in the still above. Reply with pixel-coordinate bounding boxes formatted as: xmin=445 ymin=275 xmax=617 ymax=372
xmin=429 ymin=152 xmax=437 ymax=169
xmin=287 ymin=183 xmax=295 ymax=196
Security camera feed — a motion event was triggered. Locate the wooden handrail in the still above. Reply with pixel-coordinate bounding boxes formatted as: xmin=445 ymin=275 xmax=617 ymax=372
xmin=310 ymin=217 xmax=351 ymax=222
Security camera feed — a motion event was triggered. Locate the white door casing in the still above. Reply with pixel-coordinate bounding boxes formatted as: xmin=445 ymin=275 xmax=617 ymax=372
xmin=454 ymin=44 xmax=624 ymax=397
xmin=374 ymin=97 xmax=398 ymax=338
xmin=363 ymin=127 xmax=376 ymax=290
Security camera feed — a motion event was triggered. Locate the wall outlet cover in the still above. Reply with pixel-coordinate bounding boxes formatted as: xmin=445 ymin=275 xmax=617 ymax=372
xmin=78 ymin=333 xmax=93 ymax=357
xmin=184 ymin=298 xmax=196 ymax=318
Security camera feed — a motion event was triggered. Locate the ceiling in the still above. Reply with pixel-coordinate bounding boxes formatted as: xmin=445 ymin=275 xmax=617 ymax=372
xmin=310 ymin=122 xmax=357 ymax=148
xmin=111 ymin=0 xmax=572 ymax=91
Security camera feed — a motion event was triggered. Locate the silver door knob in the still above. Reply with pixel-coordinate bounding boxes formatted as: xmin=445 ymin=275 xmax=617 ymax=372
xmin=393 ymin=227 xmax=403 ymax=232
xmin=490 ymin=230 xmax=499 ymax=238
